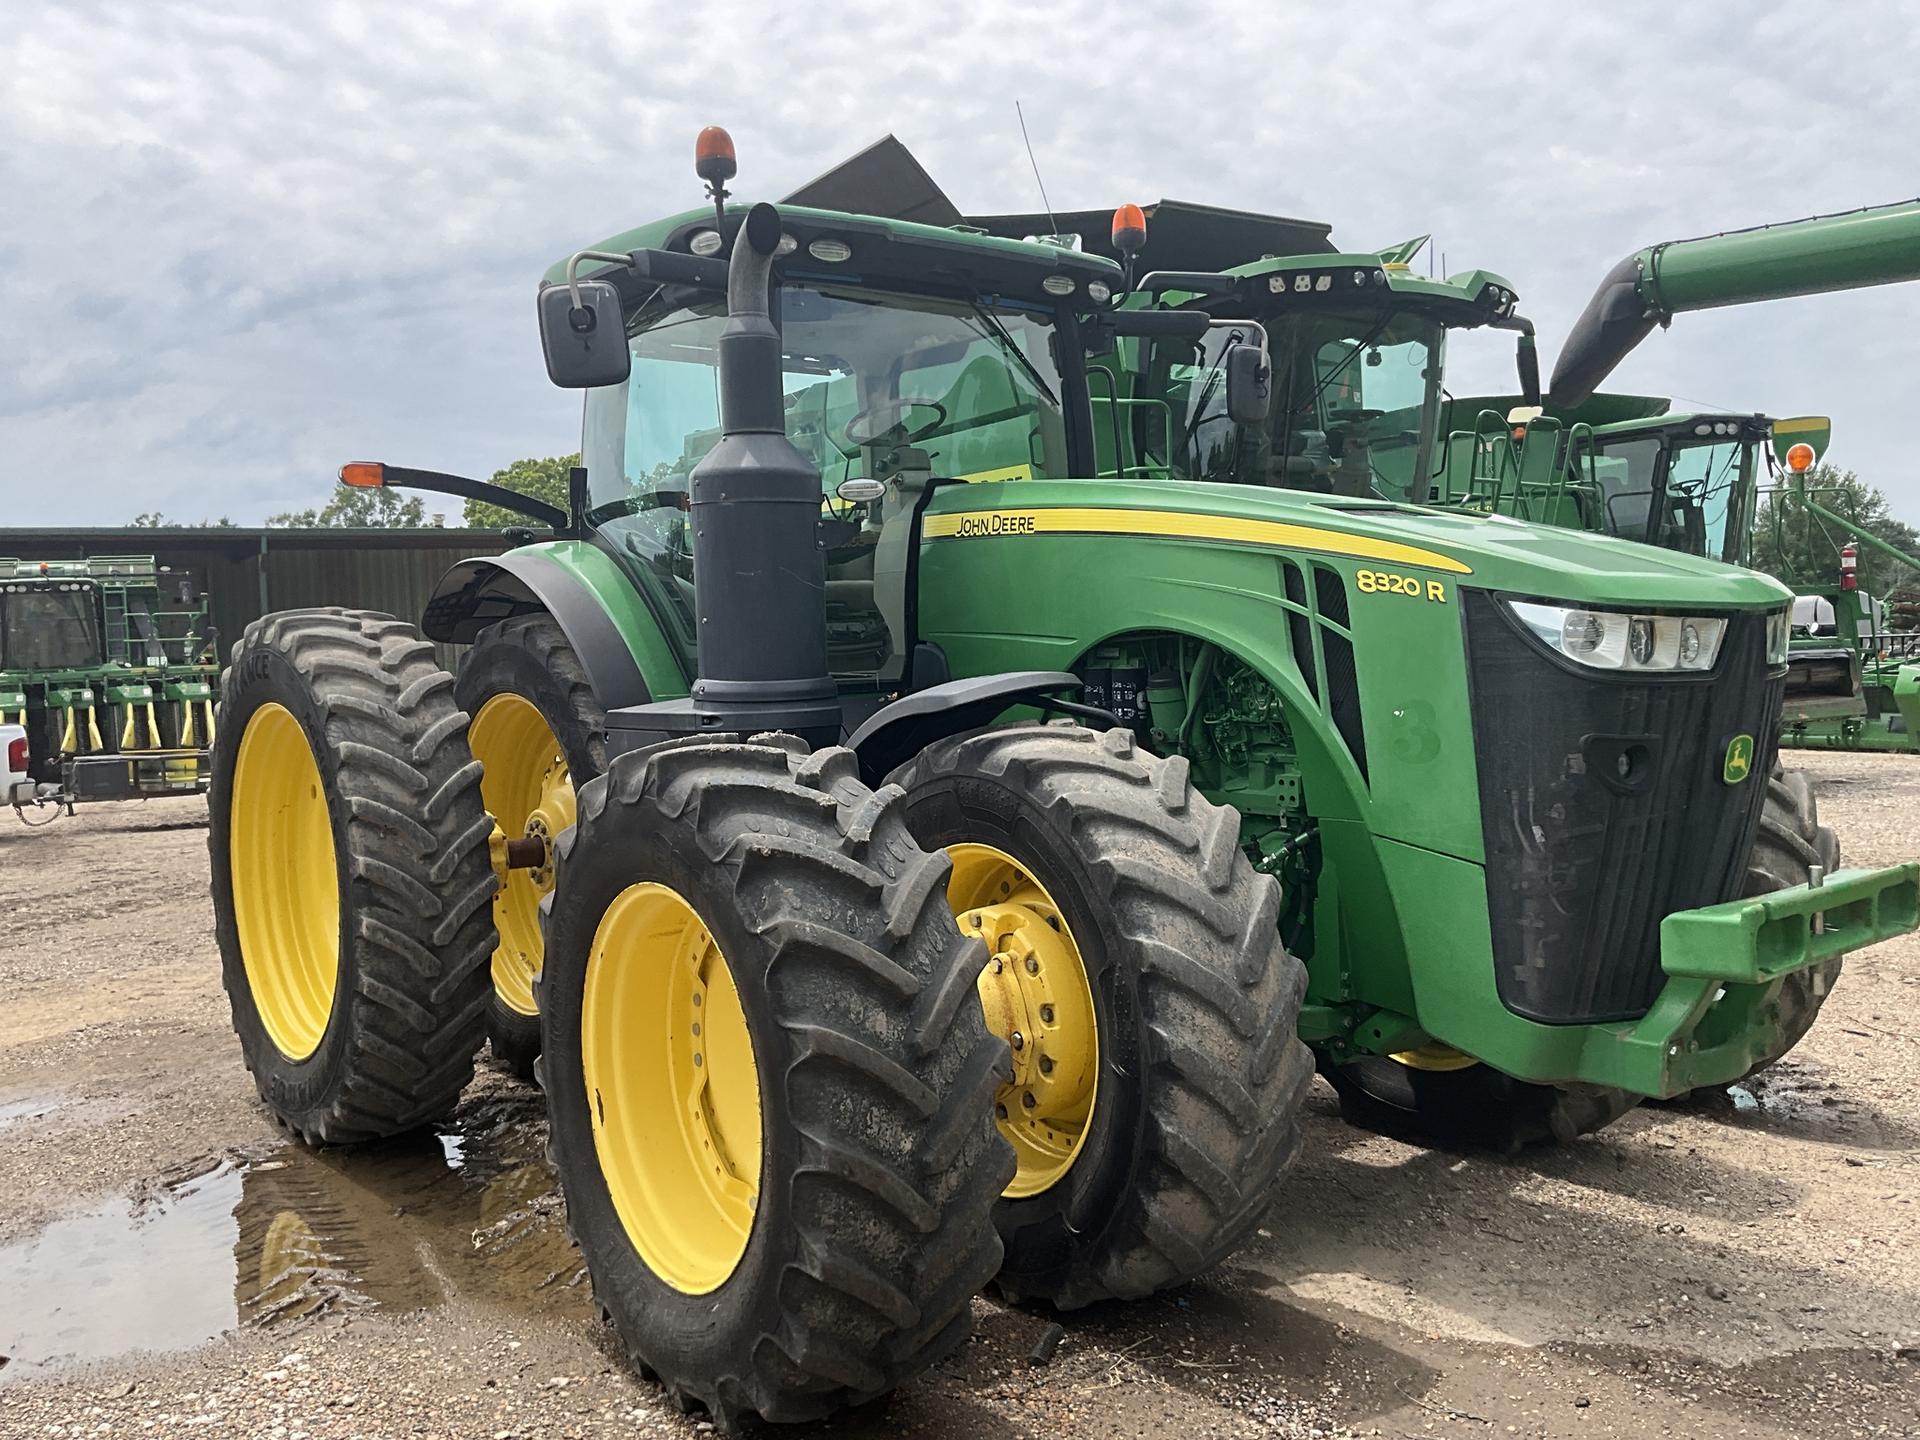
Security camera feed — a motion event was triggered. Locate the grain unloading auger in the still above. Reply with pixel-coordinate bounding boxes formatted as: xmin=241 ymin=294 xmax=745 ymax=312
xmin=1550 ymin=196 xmax=1920 ymax=405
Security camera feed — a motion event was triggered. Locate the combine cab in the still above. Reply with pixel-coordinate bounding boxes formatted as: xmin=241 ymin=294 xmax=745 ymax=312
xmin=1 ymin=555 xmax=218 ymax=819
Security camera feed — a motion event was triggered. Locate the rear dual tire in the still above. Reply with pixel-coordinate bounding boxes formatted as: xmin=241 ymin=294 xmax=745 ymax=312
xmin=456 ymin=614 xmax=608 ymax=1080
xmin=209 ymin=608 xmax=496 ymax=1143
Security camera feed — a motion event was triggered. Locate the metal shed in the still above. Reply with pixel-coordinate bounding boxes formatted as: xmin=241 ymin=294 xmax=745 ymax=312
xmin=0 ymin=527 xmax=518 ymax=670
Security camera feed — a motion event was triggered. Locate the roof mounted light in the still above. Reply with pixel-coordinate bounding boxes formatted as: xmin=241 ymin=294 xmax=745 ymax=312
xmin=807 ymin=237 xmax=851 ymax=263
xmin=694 ymin=126 xmax=737 ymax=231
xmin=688 ymin=229 xmax=724 ymax=256
xmin=1042 ymin=275 xmax=1076 ymax=296
xmin=1786 ymin=441 xmax=1816 ymax=474
xmin=694 ymin=126 xmax=737 ymax=186
xmin=1086 ymin=279 xmax=1111 ymax=304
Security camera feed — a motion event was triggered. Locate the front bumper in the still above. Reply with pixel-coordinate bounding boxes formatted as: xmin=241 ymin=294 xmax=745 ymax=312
xmin=1595 ymin=863 xmax=1919 ymax=1096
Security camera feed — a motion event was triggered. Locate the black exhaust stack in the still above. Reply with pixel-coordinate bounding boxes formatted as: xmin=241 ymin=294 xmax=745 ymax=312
xmin=606 ymin=200 xmax=842 ymax=751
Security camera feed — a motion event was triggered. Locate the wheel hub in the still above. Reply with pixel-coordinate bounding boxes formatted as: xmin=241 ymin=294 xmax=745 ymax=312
xmin=230 ymin=702 xmax=340 ymax=1062
xmin=523 ymin=750 xmax=575 ymax=891
xmin=947 ymin=844 xmax=1099 ymax=1199
xmin=583 ymin=882 xmax=762 ymax=1295
xmin=470 ymin=694 xmax=577 ymax=1018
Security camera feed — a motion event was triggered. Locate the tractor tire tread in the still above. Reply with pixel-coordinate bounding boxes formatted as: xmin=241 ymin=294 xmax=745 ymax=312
xmin=211 ymin=607 xmax=494 ymax=1145
xmin=538 ymin=738 xmax=1011 ymax=1428
xmin=892 ymin=722 xmax=1314 ymax=1310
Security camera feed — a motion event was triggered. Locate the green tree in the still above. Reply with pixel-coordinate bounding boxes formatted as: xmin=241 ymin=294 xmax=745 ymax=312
xmin=464 ymin=454 xmax=579 ymax=529
xmin=1750 ymin=463 xmax=1920 ymax=597
xmin=128 ymin=512 xmax=237 ymax=527
xmin=267 ymin=486 xmax=427 ymax=528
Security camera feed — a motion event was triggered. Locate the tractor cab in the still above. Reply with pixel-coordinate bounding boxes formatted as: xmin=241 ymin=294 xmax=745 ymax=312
xmin=567 ymin=208 xmax=1096 ymax=691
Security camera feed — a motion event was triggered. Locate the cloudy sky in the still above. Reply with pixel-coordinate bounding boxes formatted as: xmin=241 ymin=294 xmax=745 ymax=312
xmin=5 ymin=1 xmax=1918 ymax=527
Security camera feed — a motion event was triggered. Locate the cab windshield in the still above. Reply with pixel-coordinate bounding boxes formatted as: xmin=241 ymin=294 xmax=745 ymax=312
xmin=1575 ymin=433 xmax=1751 ymax=562
xmin=0 ymin=588 xmax=103 ymax=671
xmin=1145 ymin=309 xmax=1445 ymax=499
xmin=582 ymin=283 xmax=1067 ymax=678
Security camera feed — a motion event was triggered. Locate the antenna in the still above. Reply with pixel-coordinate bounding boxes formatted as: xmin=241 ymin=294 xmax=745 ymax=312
xmin=1015 ymin=101 xmax=1060 ymax=238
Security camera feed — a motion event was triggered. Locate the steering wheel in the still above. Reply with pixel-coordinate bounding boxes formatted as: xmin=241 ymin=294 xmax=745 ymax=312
xmin=843 ymin=399 xmax=947 ymax=448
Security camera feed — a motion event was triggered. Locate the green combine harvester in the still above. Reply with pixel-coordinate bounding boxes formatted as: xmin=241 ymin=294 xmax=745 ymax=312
xmin=1502 ymin=406 xmax=1920 ymax=755
xmin=204 ymin=132 xmax=1919 ymax=1428
xmin=1 ymin=554 xmax=219 ymax=818
xmin=1477 ymin=196 xmax=1920 ymax=753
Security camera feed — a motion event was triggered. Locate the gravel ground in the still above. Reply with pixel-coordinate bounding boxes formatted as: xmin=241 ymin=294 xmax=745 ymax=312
xmin=2 ymin=752 xmax=1918 ymax=1438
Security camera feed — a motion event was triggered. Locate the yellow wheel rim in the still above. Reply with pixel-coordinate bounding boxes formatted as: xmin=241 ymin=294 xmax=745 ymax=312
xmin=471 ymin=694 xmax=577 ymax=1017
xmin=947 ymin=844 xmax=1099 ymax=1199
xmin=582 ymin=882 xmax=763 ymax=1295
xmin=230 ymin=703 xmax=341 ymax=1061
xmin=1389 ymin=1042 xmax=1479 ymax=1072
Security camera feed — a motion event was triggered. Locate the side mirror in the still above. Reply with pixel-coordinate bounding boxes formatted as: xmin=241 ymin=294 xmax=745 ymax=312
xmin=1226 ymin=344 xmax=1271 ymax=427
xmin=538 ymin=279 xmax=631 ymax=389
xmin=1516 ymin=332 xmax=1541 ymax=408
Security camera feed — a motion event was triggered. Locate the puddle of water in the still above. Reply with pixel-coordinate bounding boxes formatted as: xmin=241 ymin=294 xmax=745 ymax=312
xmin=0 ymin=1096 xmax=585 ymax=1385
xmin=0 ymin=1096 xmax=61 ymax=1130
xmin=0 ymin=1166 xmax=241 ymax=1380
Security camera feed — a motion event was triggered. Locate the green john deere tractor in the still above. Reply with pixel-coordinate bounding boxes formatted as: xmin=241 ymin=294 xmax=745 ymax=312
xmin=206 ymin=135 xmax=1919 ymax=1427
xmin=2 ymin=554 xmax=219 ymax=819
xmin=959 ymin=192 xmax=1899 ymax=1101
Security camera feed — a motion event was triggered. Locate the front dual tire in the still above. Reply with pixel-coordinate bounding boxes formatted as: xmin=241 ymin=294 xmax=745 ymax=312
xmin=535 ymin=737 xmax=1012 ymax=1427
xmin=892 ymin=722 xmax=1316 ymax=1308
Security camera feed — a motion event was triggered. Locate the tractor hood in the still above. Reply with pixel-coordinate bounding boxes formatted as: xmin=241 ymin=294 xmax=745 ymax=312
xmin=927 ymin=480 xmax=1792 ymax=612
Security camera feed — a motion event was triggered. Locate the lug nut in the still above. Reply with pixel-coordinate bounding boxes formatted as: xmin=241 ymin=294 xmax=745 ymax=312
xmin=1010 ymin=1031 xmax=1024 ymax=1050
xmin=1039 ymin=1004 xmax=1055 ymax=1023
xmin=1025 ymin=956 xmax=1040 ymax=975
xmin=1022 ymin=1091 xmax=1037 ymax=1109
xmin=1039 ymin=1055 xmax=1054 ymax=1075
xmin=995 ymin=1103 xmax=1008 ymax=1120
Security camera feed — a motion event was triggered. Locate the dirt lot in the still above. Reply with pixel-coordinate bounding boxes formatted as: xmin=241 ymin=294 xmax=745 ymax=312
xmin=3 ymin=752 xmax=1918 ymax=1438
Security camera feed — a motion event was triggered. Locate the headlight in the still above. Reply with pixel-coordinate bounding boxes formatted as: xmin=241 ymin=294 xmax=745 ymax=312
xmin=1506 ymin=600 xmax=1727 ymax=673
xmin=1765 ymin=608 xmax=1790 ymax=666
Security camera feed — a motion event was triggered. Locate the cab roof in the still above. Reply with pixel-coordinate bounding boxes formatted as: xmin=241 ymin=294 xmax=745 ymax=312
xmin=545 ymin=202 xmax=1121 ymax=312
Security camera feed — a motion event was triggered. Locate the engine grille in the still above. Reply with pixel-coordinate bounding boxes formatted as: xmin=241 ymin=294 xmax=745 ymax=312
xmin=1464 ymin=593 xmax=1784 ymax=1024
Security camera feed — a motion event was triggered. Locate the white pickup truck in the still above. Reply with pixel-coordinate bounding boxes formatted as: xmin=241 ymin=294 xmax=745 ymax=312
xmin=2 ymin=721 xmax=29 ymax=806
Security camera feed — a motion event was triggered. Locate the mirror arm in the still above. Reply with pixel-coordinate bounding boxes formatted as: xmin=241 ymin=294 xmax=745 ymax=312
xmin=1207 ymin=316 xmax=1269 ymax=360
xmin=565 ymin=249 xmax=639 ymax=308
xmin=376 ymin=466 xmax=570 ymax=530
xmin=563 ymin=247 xmax=731 ymax=307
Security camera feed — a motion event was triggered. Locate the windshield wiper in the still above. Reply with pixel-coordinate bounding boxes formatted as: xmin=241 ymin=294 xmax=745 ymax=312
xmin=970 ymin=305 xmax=1057 ymax=406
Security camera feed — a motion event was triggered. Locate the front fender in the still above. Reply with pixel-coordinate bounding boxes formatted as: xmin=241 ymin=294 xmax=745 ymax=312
xmin=421 ymin=540 xmax=689 ymax=709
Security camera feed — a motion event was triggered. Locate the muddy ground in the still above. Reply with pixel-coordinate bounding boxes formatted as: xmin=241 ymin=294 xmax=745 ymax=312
xmin=2 ymin=752 xmax=1918 ymax=1438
